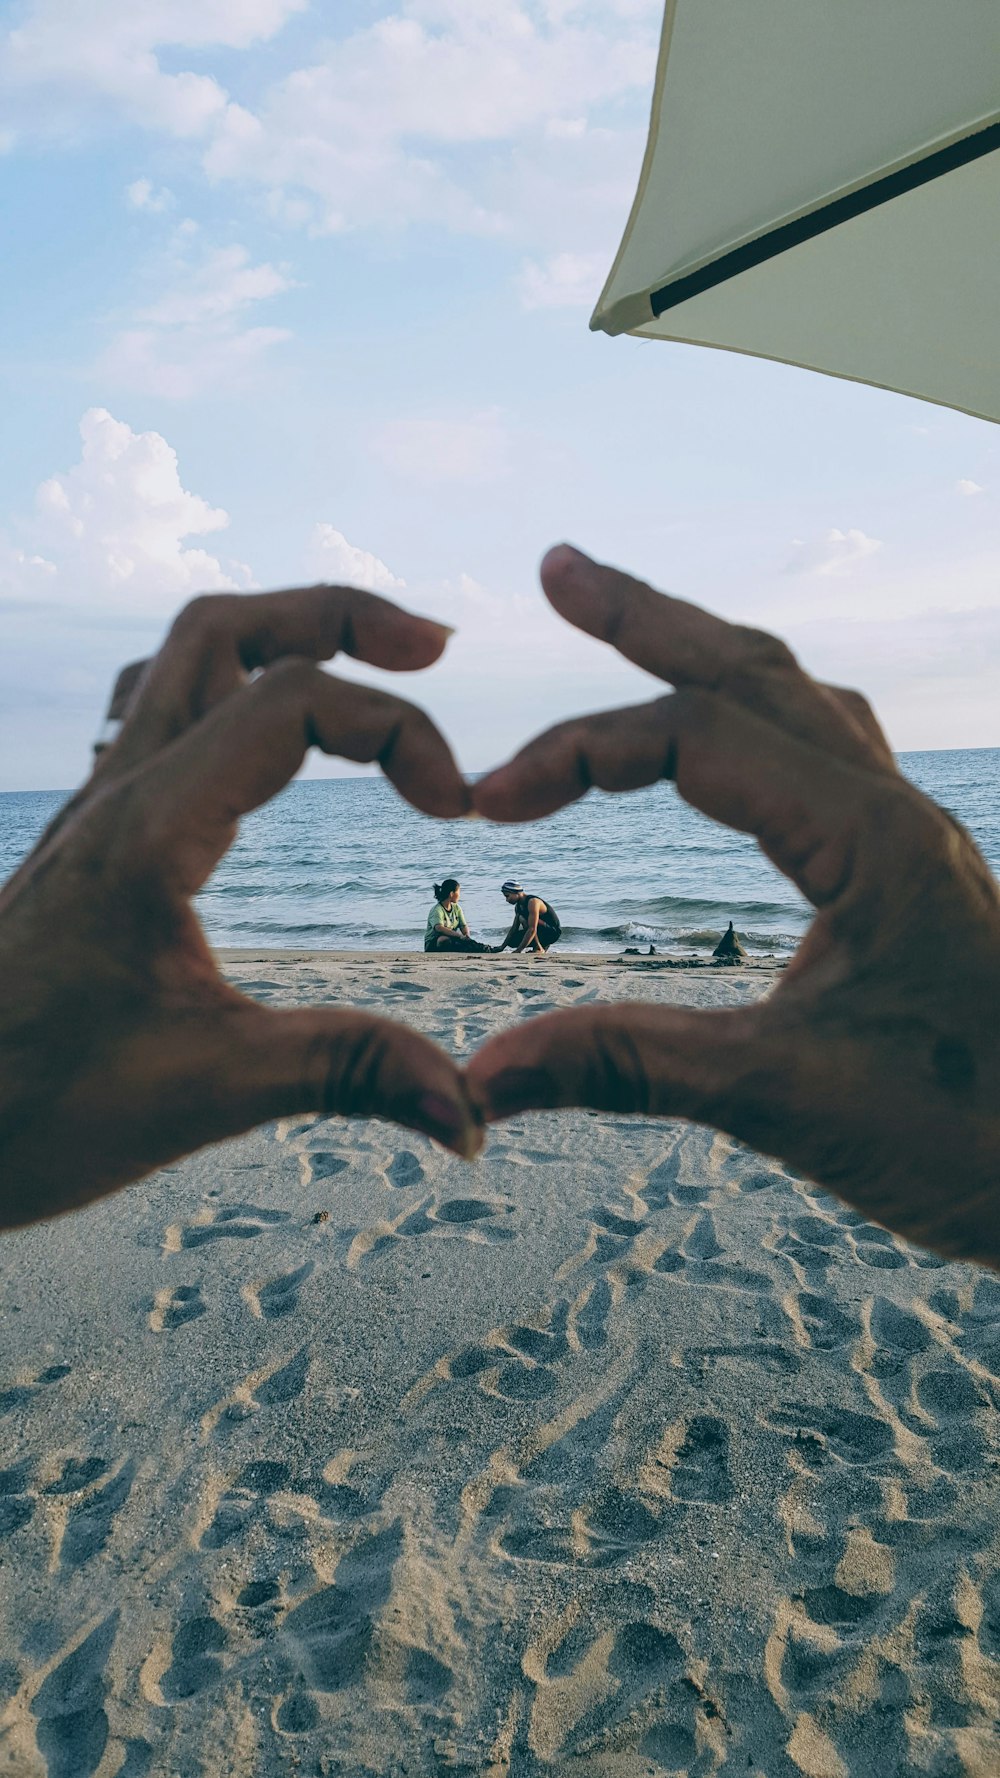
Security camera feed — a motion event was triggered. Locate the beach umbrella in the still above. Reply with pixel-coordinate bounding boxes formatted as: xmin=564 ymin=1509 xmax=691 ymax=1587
xmin=592 ymin=0 xmax=1000 ymax=423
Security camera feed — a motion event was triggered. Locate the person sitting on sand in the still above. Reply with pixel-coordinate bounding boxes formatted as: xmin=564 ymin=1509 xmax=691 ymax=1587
xmin=425 ymin=879 xmax=490 ymax=953
xmin=496 ymin=881 xmax=562 ymax=954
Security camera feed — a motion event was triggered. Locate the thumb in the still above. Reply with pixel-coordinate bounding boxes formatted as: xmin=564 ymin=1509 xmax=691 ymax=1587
xmin=228 ymin=1004 xmax=484 ymax=1158
xmin=466 ymin=1002 xmax=774 ymax=1129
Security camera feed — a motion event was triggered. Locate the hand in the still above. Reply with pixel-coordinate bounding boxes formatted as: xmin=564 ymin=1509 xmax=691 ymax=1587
xmin=0 ymin=586 xmax=482 ymax=1227
xmin=469 ymin=546 xmax=1000 ymax=1266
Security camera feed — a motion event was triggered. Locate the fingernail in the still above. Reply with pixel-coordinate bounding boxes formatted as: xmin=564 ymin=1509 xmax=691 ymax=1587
xmin=542 ymin=542 xmax=592 ymax=577
xmin=416 ymin=1092 xmax=483 ymax=1159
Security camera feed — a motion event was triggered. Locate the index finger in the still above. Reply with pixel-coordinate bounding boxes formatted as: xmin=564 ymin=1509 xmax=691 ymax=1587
xmin=541 ymin=545 xmax=892 ymax=772
xmin=107 ymin=584 xmax=455 ymax=772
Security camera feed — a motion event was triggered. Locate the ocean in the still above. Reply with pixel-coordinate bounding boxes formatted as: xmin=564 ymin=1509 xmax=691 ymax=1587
xmin=1 ymin=748 xmax=997 ymax=956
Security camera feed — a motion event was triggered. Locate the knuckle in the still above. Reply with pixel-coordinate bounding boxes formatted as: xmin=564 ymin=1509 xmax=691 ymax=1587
xmin=733 ymin=625 xmax=798 ymax=674
xmin=833 ymin=685 xmax=877 ymax=725
xmin=316 ymin=1019 xmax=391 ymax=1116
xmin=169 ymin=592 xmax=235 ymax=644
xmin=585 ymin=1021 xmax=650 ymax=1115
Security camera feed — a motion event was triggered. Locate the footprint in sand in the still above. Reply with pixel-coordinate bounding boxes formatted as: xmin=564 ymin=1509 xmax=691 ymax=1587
xmin=796 ymin=1290 xmax=858 ymax=1351
xmin=774 ymin=1227 xmax=838 ymax=1280
xmin=917 ymin=1367 xmax=984 ymax=1423
xmin=491 ymin=1361 xmax=558 ymax=1403
xmin=769 ymin=1403 xmax=894 ymax=1466
xmin=44 ymin=1457 xmax=109 ymax=1495
xmin=0 ymin=1463 xmax=35 ymax=1539
xmin=160 ymin=1615 xmax=228 ymax=1702
xmin=298 ymin=1151 xmax=350 ymax=1187
xmin=386 ymin=1150 xmax=425 ymax=1190
xmin=247 ymin=1263 xmax=315 ymax=1322
xmin=507 ymin=1316 xmax=571 ymax=1365
xmin=546 ymin=1619 xmax=689 ymax=1759
xmin=168 ymin=1203 xmax=291 ymax=1251
xmin=32 ymin=1612 xmax=118 ymax=1778
xmin=585 ymin=1487 xmax=663 ymax=1553
xmin=591 ymin=1206 xmax=647 ymax=1239
xmin=801 ymin=1583 xmax=883 ymax=1633
xmin=0 ymin=1362 xmax=70 ymax=1416
xmin=149 ymin=1283 xmax=206 ymax=1332
xmin=280 ymin=1523 xmax=403 ymax=1692
xmin=575 ymin=1279 xmax=612 ymax=1352
xmin=850 ymin=1224 xmax=910 ymax=1270
xmin=671 ymin=1415 xmax=734 ymax=1504
xmin=254 ymin=1347 xmax=309 ymax=1406
xmin=60 ymin=1461 xmax=135 ymax=1570
xmin=201 ymin=1462 xmax=297 ymax=1550
xmin=441 ymin=1301 xmax=576 ymax=1408
xmin=653 ymin=1240 xmax=773 ymax=1297
xmin=870 ymin=1300 xmax=932 ymax=1357
xmin=393 ymin=1196 xmax=516 ymax=1247
xmin=682 ymin=1210 xmax=723 ymax=1261
xmin=274 ymin=1689 xmax=321 ymax=1734
xmin=238 ymin=1576 xmax=282 ymax=1612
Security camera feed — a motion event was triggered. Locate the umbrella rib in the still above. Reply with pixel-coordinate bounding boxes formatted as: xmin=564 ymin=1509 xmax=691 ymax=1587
xmin=649 ymin=117 xmax=1000 ymax=319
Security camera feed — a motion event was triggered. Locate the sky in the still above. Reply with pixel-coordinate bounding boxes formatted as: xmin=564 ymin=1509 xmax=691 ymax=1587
xmin=0 ymin=0 xmax=997 ymax=792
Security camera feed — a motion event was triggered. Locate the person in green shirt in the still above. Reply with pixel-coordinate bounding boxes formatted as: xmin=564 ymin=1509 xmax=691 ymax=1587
xmin=424 ymin=879 xmax=490 ymax=953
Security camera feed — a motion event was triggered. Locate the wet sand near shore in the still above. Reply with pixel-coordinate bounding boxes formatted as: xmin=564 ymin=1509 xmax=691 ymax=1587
xmin=0 ymin=952 xmax=998 ymax=1777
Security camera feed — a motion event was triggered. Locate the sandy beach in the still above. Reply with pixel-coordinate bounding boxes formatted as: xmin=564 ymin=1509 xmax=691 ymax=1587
xmin=0 ymin=951 xmax=998 ymax=1778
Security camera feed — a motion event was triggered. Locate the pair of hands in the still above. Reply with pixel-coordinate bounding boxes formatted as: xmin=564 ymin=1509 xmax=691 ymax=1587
xmin=1 ymin=546 xmax=998 ymax=1266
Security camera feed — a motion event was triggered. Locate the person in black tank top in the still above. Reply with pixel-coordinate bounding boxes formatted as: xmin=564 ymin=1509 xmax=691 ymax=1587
xmin=497 ymin=880 xmax=562 ymax=954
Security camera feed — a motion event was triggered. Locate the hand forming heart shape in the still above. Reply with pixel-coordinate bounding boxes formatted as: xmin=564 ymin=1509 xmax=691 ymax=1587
xmin=1 ymin=547 xmax=998 ymax=1265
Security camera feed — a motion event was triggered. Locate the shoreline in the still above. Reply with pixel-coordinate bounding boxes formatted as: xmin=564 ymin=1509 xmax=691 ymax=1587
xmin=214 ymin=947 xmax=787 ymax=970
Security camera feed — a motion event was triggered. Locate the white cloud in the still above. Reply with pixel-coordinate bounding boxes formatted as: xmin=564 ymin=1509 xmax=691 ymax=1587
xmin=956 ymin=479 xmax=984 ymax=498
xmin=784 ymin=527 xmax=883 ymax=578
xmin=517 ymin=249 xmax=606 ymax=309
xmin=305 ymin=525 xmax=405 ymax=594
xmin=201 ymin=1 xmax=657 ymax=234
xmin=23 ymin=407 xmax=252 ymax=616
xmin=371 ymin=410 xmax=511 ymax=486
xmin=101 ymin=239 xmax=294 ymax=399
xmin=139 ymin=242 xmax=293 ymax=327
xmin=126 ymin=176 xmax=173 ymax=212
xmin=1 ymin=1 xmax=656 ymax=263
xmin=0 ymin=0 xmax=306 ymax=139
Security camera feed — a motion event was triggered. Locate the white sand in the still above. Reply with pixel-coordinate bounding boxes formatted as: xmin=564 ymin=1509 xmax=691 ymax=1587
xmin=1 ymin=953 xmax=999 ymax=1777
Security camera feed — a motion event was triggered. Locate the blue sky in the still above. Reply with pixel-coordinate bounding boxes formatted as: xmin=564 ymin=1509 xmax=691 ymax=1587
xmin=0 ymin=0 xmax=997 ymax=791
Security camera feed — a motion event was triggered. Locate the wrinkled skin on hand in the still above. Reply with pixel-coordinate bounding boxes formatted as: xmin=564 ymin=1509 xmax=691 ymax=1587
xmin=0 ymin=586 xmax=483 ymax=1227
xmin=469 ymin=546 xmax=1000 ymax=1267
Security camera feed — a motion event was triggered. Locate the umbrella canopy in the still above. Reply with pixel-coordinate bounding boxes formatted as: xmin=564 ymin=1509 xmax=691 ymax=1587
xmin=592 ymin=0 xmax=1000 ymax=423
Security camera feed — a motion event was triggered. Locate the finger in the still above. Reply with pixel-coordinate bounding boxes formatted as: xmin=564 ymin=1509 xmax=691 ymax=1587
xmin=85 ymin=1004 xmax=483 ymax=1189
xmin=824 ymin=685 xmax=895 ymax=770
xmin=540 ymin=545 xmax=890 ymax=771
xmin=107 ymin=659 xmax=150 ymax=722
xmin=107 ymin=584 xmax=455 ymax=773
xmin=140 ymin=660 xmax=469 ymax=892
xmin=466 ymin=1002 xmax=766 ymax=1127
xmin=90 ymin=659 xmax=153 ymax=776
xmin=473 ymin=687 xmax=897 ymax=908
xmin=228 ymin=1003 xmax=484 ymax=1159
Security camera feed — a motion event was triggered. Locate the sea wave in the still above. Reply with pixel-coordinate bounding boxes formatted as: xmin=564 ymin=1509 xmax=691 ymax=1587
xmin=209 ymin=915 xmax=800 ymax=954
